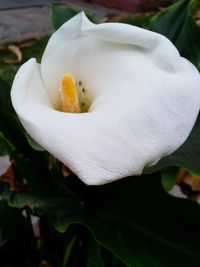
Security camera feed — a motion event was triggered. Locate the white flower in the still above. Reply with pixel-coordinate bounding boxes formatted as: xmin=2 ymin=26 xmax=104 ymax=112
xmin=11 ymin=12 xmax=200 ymax=185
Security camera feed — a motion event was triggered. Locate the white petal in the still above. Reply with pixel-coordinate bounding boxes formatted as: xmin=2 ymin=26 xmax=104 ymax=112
xmin=11 ymin=15 xmax=200 ymax=185
xmin=41 ymin=12 xmax=180 ymax=105
xmin=41 ymin=12 xmax=94 ymax=106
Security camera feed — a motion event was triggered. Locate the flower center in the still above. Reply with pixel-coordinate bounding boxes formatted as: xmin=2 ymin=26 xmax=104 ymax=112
xmin=60 ymin=73 xmax=90 ymax=113
xmin=61 ymin=73 xmax=81 ymax=113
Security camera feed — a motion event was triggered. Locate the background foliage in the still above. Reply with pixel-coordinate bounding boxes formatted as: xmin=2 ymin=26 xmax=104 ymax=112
xmin=0 ymin=0 xmax=200 ymax=266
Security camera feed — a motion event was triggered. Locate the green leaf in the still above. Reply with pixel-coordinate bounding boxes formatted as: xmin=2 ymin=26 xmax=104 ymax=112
xmin=6 ymin=172 xmax=200 ymax=267
xmin=149 ymin=0 xmax=200 ymax=66
xmin=0 ymin=115 xmax=51 ymax=194
xmin=62 ymin=226 xmax=106 ymax=267
xmin=26 ymin=133 xmax=45 ymax=151
xmin=161 ymin=167 xmax=179 ymax=192
xmin=0 ymin=183 xmax=36 ymax=209
xmin=144 ymin=113 xmax=200 ymax=177
xmin=87 ymin=237 xmax=105 ymax=267
xmin=51 ymin=4 xmax=99 ymax=30
xmin=48 ymin=198 xmax=86 ymax=234
xmin=0 ymin=175 xmax=83 ymax=216
xmin=0 ymin=132 xmax=45 ymax=191
xmin=51 ymin=4 xmax=78 ymax=30
xmin=41 ymin=173 xmax=200 ymax=267
xmin=0 ymin=112 xmax=50 ymax=187
xmin=0 ymin=142 xmax=7 ymax=156
xmin=85 ymin=174 xmax=200 ymax=267
xmin=149 ymin=0 xmax=189 ymax=42
xmin=0 ymin=78 xmax=14 ymax=113
xmin=62 ymin=235 xmax=79 ymax=267
xmin=198 ymin=62 xmax=200 ymax=71
xmin=0 ymin=111 xmax=45 ymax=155
xmin=120 ymin=14 xmax=152 ymax=28
xmin=0 ymin=112 xmax=26 ymax=149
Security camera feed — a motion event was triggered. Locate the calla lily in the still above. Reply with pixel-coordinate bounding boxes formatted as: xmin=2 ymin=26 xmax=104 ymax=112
xmin=11 ymin=12 xmax=200 ymax=185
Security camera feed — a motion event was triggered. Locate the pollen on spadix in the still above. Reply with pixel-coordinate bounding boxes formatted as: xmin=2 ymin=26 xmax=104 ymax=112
xmin=61 ymin=73 xmax=81 ymax=113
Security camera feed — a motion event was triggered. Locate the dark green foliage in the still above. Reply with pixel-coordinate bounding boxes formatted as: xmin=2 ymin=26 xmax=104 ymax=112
xmin=0 ymin=0 xmax=200 ymax=266
xmin=0 ymin=201 xmax=39 ymax=267
xmin=149 ymin=0 xmax=200 ymax=66
xmin=2 ymin=173 xmax=200 ymax=267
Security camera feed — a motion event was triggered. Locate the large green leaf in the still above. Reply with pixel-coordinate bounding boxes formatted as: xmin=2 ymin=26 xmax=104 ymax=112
xmin=3 ymin=172 xmax=200 ymax=266
xmin=84 ymin=174 xmax=200 ymax=267
xmin=23 ymin=173 xmax=200 ymax=267
xmin=51 ymin=4 xmax=99 ymax=30
xmin=144 ymin=113 xmax=200 ymax=177
xmin=149 ymin=0 xmax=200 ymax=66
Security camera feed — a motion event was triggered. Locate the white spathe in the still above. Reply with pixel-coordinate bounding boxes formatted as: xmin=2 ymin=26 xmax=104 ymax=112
xmin=11 ymin=12 xmax=200 ymax=185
